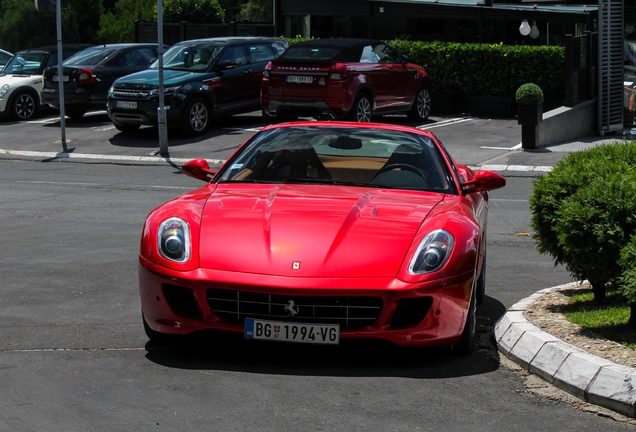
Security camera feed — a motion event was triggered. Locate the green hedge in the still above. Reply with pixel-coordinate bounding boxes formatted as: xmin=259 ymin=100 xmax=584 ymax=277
xmin=283 ymin=38 xmax=565 ymax=100
xmin=529 ymin=141 xmax=636 ymax=303
xmin=388 ymin=40 xmax=565 ymax=99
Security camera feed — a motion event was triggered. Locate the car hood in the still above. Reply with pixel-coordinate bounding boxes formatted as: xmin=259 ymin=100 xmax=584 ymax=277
xmin=0 ymin=74 xmax=43 ymax=87
xmin=113 ymin=69 xmax=212 ymax=88
xmin=198 ymin=184 xmax=444 ymax=278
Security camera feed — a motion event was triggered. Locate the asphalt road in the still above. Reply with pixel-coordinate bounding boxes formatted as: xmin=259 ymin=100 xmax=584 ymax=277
xmin=0 ymin=110 xmax=632 ymax=431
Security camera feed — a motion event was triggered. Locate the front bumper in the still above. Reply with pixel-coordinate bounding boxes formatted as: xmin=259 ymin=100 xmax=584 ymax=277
xmin=106 ymin=98 xmax=182 ymax=127
xmin=139 ymin=255 xmax=473 ymax=348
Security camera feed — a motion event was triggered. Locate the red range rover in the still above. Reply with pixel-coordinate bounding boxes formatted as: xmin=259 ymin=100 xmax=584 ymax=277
xmin=261 ymin=38 xmax=432 ymax=123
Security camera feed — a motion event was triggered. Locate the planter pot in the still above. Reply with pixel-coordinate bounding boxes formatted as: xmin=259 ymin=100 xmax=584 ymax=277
xmin=467 ymin=95 xmax=515 ymax=118
xmin=517 ymin=102 xmax=543 ymax=125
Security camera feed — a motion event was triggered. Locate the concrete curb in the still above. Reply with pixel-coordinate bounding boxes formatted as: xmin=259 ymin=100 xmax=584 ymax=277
xmin=493 ymin=282 xmax=636 ymax=418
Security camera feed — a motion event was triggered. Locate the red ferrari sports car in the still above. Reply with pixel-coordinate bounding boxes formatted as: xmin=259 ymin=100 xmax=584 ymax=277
xmin=139 ymin=122 xmax=505 ymax=354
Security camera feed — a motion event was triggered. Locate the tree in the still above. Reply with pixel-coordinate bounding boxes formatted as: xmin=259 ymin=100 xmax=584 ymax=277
xmin=97 ymin=0 xmax=155 ymax=43
xmin=0 ymin=0 xmax=101 ymax=52
xmin=163 ymin=0 xmax=225 ymax=24
xmin=239 ymin=0 xmax=272 ymax=22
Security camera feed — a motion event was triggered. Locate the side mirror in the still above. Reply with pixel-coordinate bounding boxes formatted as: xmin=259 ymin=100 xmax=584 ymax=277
xmin=461 ymin=170 xmax=506 ymax=194
xmin=182 ymin=158 xmax=217 ymax=182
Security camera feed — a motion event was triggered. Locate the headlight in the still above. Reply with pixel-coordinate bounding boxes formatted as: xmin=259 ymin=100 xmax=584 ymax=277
xmin=107 ymin=86 xmax=114 ymax=96
xmin=149 ymin=85 xmax=182 ymax=95
xmin=158 ymin=217 xmax=191 ymax=262
xmin=0 ymin=84 xmax=9 ymax=98
xmin=408 ymin=230 xmax=454 ymax=274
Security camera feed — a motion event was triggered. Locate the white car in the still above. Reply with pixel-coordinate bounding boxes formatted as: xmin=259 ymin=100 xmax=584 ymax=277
xmin=0 ymin=44 xmax=91 ymax=120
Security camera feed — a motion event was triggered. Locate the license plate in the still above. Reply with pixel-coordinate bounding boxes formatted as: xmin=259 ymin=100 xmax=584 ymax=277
xmin=245 ymin=318 xmax=339 ymax=345
xmin=52 ymin=75 xmax=69 ymax=82
xmin=286 ymin=75 xmax=313 ymax=84
xmin=116 ymin=101 xmax=137 ymax=109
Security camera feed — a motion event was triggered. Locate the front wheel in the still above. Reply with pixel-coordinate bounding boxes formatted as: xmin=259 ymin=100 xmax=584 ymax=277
xmin=407 ymin=86 xmax=431 ymax=121
xmin=179 ymin=97 xmax=211 ymax=137
xmin=475 ymin=249 xmax=487 ymax=304
xmin=11 ymin=92 xmax=38 ymax=120
xmin=66 ymin=108 xmax=87 ymax=120
xmin=453 ymin=288 xmax=476 ymax=356
xmin=345 ymin=93 xmax=372 ymax=122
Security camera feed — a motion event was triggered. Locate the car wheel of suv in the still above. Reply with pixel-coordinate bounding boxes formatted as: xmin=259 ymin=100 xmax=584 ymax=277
xmin=180 ymin=97 xmax=210 ymax=137
xmin=346 ymin=93 xmax=372 ymax=122
xmin=67 ymin=109 xmax=87 ymax=120
xmin=408 ymin=86 xmax=431 ymax=121
xmin=114 ymin=123 xmax=140 ymax=133
xmin=11 ymin=91 xmax=37 ymax=120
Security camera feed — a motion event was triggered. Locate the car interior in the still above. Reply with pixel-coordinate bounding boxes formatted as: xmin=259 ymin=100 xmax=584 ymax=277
xmin=220 ymin=132 xmax=451 ymax=192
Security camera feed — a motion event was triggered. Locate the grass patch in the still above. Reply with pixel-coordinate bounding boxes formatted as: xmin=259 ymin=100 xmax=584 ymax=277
xmin=562 ymin=288 xmax=636 ymax=350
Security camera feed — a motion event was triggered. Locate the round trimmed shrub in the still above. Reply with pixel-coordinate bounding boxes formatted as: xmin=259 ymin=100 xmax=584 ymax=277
xmin=529 ymin=141 xmax=636 ymax=302
xmin=516 ymin=83 xmax=544 ymax=104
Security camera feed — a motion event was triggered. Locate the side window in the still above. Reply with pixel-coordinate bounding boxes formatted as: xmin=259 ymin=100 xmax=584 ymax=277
xmin=119 ymin=52 xmax=135 ymax=67
xmin=360 ymin=45 xmax=379 ymax=63
xmin=270 ymin=42 xmax=287 ymax=57
xmin=247 ymin=44 xmax=275 ymax=64
xmin=219 ymin=46 xmax=247 ymax=66
xmin=131 ymin=48 xmax=156 ymax=66
xmin=375 ymin=44 xmax=401 ymax=64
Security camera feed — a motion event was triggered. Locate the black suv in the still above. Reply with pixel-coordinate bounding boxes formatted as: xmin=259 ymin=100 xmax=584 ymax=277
xmin=42 ymin=43 xmax=165 ymax=119
xmin=106 ymin=37 xmax=288 ymax=136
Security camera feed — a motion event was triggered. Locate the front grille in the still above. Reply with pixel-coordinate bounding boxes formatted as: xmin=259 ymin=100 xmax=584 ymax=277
xmin=112 ymin=88 xmax=149 ymax=98
xmin=207 ymin=288 xmax=383 ymax=329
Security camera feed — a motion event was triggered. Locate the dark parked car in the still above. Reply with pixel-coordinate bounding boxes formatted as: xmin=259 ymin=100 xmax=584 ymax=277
xmin=41 ymin=43 xmax=165 ymax=119
xmin=0 ymin=44 xmax=92 ymax=120
xmin=261 ymin=38 xmax=432 ymax=123
xmin=106 ymin=37 xmax=288 ymax=136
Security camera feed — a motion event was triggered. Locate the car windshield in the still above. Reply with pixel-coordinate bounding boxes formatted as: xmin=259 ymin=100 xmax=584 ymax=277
xmin=280 ymin=46 xmax=340 ymax=61
xmin=215 ymin=126 xmax=455 ymax=193
xmin=64 ymin=48 xmax=117 ymax=66
xmin=2 ymin=53 xmax=47 ymax=74
xmin=151 ymin=44 xmax=224 ymax=72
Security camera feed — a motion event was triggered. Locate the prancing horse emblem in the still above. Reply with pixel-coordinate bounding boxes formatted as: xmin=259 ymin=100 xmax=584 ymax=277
xmin=284 ymin=300 xmax=300 ymax=317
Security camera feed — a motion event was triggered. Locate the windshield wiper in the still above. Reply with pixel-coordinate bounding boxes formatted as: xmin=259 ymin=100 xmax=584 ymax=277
xmin=282 ymin=178 xmax=336 ymax=185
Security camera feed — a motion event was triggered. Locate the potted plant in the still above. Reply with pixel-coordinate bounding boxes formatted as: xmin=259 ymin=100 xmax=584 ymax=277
xmin=516 ymin=83 xmax=544 ymax=125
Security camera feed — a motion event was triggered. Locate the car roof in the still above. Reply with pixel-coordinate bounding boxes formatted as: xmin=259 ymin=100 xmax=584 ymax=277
xmin=16 ymin=44 xmax=94 ymax=55
xmin=81 ymin=43 xmax=162 ymax=49
xmin=174 ymin=36 xmax=284 ymax=46
xmin=0 ymin=48 xmax=12 ymax=56
xmin=278 ymin=38 xmax=387 ymax=63
xmin=290 ymin=38 xmax=387 ymax=49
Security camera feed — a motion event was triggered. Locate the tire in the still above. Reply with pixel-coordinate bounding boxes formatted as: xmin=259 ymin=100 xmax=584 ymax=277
xmin=407 ymin=86 xmax=431 ymax=121
xmin=262 ymin=109 xmax=278 ymax=125
xmin=179 ymin=97 xmax=211 ymax=137
xmin=475 ymin=249 xmax=487 ymax=305
xmin=66 ymin=108 xmax=87 ymax=120
xmin=453 ymin=286 xmax=476 ymax=356
xmin=10 ymin=91 xmax=38 ymax=120
xmin=114 ymin=123 xmax=140 ymax=133
xmin=345 ymin=93 xmax=372 ymax=122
